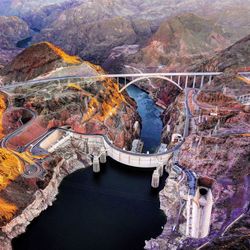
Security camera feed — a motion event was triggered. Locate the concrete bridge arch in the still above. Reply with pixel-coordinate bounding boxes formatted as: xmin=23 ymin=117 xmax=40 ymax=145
xmin=119 ymin=76 xmax=183 ymax=93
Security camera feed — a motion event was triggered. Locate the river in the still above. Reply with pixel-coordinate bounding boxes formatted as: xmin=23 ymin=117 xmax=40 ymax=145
xmin=126 ymin=85 xmax=163 ymax=153
xmin=13 ymin=86 xmax=166 ymax=250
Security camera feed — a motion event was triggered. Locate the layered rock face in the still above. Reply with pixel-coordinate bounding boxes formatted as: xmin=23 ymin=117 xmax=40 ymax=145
xmin=192 ymin=34 xmax=250 ymax=73
xmin=0 ymin=42 xmax=82 ymax=83
xmin=0 ymin=16 xmax=30 ymax=50
xmin=0 ymin=152 xmax=91 ymax=249
xmin=0 ymin=16 xmax=30 ymax=66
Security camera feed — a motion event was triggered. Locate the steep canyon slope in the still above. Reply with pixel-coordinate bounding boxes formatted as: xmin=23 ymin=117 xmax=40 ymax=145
xmin=1 ymin=0 xmax=249 ymax=66
xmin=153 ymin=35 xmax=250 ymax=250
xmin=0 ymin=43 xmax=140 ymax=249
xmin=0 ymin=16 xmax=30 ymax=66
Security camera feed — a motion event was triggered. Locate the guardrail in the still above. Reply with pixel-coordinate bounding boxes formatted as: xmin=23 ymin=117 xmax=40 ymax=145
xmin=2 ymin=72 xmax=225 ymax=89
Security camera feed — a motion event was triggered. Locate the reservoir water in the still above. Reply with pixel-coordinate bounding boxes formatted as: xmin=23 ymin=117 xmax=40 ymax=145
xmin=13 ymin=86 xmax=166 ymax=250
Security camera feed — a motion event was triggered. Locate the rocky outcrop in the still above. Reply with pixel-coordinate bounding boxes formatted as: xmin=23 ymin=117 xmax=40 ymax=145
xmin=145 ymin=164 xmax=188 ymax=250
xmin=191 ymin=34 xmax=250 ymax=73
xmin=0 ymin=42 xmax=82 ymax=83
xmin=1 ymin=160 xmax=65 ymax=239
xmin=122 ymin=13 xmax=231 ymax=71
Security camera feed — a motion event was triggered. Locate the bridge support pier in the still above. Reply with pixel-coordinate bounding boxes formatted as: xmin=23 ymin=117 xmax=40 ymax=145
xmin=93 ymin=156 xmax=100 ymax=173
xmin=100 ymin=148 xmax=107 ymax=163
xmin=151 ymin=170 xmax=160 ymax=188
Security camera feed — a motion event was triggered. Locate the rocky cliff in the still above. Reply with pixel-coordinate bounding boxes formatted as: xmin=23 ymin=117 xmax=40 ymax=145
xmin=149 ymin=36 xmax=250 ymax=249
xmin=0 ymin=149 xmax=92 ymax=249
xmin=0 ymin=42 xmax=82 ymax=84
xmin=191 ymin=34 xmax=250 ymax=73
xmin=12 ymin=0 xmax=248 ymax=66
xmin=0 ymin=43 xmax=140 ymax=249
xmin=0 ymin=16 xmax=30 ymax=66
xmin=0 ymin=16 xmax=30 ymax=50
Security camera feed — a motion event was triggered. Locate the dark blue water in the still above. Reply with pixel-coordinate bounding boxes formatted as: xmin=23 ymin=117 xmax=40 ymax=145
xmin=16 ymin=37 xmax=32 ymax=48
xmin=13 ymin=160 xmax=167 ymax=250
xmin=16 ymin=29 xmax=40 ymax=49
xmin=13 ymin=86 xmax=166 ymax=250
xmin=126 ymin=85 xmax=163 ymax=153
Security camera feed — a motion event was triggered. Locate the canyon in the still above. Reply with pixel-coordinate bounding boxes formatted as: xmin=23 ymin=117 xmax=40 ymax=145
xmin=0 ymin=1 xmax=250 ymax=68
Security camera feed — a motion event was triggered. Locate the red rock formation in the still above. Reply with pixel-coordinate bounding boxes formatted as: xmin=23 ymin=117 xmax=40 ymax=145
xmin=6 ymin=117 xmax=47 ymax=150
xmin=0 ymin=42 xmax=81 ymax=83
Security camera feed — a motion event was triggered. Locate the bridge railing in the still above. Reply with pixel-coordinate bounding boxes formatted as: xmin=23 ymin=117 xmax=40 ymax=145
xmin=2 ymin=72 xmax=223 ymax=89
xmin=2 ymin=72 xmax=249 ymax=89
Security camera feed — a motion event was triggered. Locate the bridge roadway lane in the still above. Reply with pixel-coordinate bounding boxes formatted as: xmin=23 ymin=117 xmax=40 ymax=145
xmin=1 ymin=72 xmax=226 ymax=90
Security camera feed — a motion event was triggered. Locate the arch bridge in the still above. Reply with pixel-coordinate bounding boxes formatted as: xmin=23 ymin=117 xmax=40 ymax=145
xmin=3 ymin=72 xmax=225 ymax=92
xmin=92 ymin=72 xmax=222 ymax=92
